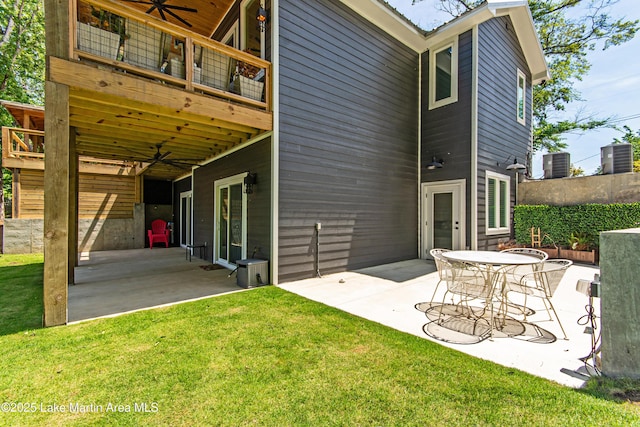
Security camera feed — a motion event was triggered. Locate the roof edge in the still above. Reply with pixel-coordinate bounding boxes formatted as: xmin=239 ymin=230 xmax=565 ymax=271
xmin=339 ymin=0 xmax=427 ymax=52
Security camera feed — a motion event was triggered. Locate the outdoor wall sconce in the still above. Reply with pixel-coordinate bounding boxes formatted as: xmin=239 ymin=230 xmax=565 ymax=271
xmin=498 ymin=155 xmax=527 ymax=173
xmin=244 ymin=173 xmax=257 ymax=194
xmin=256 ymin=6 xmax=267 ymax=32
xmin=426 ymin=156 xmax=444 ymax=170
xmin=505 ymin=158 xmax=526 ymax=172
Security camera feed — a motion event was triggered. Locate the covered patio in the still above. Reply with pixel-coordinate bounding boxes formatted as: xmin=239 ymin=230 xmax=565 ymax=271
xmin=69 ymin=248 xmax=242 ymax=322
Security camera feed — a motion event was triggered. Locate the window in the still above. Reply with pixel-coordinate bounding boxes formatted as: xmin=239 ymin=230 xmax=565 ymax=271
xmin=429 ymin=39 xmax=458 ymax=109
xmin=517 ymin=69 xmax=526 ymax=125
xmin=486 ymin=171 xmax=510 ymax=234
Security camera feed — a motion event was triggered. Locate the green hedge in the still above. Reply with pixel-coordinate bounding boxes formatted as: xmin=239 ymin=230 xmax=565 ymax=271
xmin=514 ymin=203 xmax=640 ymax=248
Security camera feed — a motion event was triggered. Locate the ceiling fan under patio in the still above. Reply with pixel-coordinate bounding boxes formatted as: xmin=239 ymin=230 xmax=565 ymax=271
xmin=122 ymin=0 xmax=198 ymax=28
xmin=131 ymin=143 xmax=204 ymax=170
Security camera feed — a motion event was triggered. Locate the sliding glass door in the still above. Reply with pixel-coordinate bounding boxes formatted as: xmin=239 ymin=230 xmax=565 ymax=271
xmin=215 ymin=174 xmax=247 ymax=268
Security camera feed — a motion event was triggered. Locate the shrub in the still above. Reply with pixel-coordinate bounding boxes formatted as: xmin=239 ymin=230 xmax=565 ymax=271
xmin=514 ymin=203 xmax=640 ymax=248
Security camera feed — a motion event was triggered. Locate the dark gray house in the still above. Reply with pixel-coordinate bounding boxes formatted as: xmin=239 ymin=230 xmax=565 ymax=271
xmin=43 ymin=0 xmax=547 ymax=324
xmin=174 ymin=0 xmax=548 ymax=282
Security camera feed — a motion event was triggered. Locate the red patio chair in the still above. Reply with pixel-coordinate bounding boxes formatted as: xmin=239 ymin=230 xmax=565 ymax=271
xmin=148 ymin=219 xmax=170 ymax=249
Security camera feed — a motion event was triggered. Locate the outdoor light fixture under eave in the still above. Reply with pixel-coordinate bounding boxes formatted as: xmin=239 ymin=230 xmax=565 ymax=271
xmin=244 ymin=172 xmax=257 ymax=194
xmin=256 ymin=6 xmax=267 ymax=32
xmin=505 ymin=158 xmax=526 ymax=172
xmin=427 ymin=156 xmax=444 ymax=170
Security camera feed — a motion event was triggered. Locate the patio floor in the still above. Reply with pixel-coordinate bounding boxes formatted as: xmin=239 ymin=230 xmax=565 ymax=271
xmin=69 ymin=248 xmax=243 ymax=322
xmin=279 ymin=259 xmax=601 ymax=388
xmin=68 ymin=249 xmax=600 ymax=388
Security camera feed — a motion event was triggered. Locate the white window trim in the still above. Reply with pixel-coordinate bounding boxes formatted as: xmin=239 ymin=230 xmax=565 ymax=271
xmin=429 ymin=38 xmax=459 ymax=110
xmin=223 ymin=22 xmax=239 ymax=48
xmin=516 ymin=68 xmax=526 ymax=125
xmin=485 ymin=171 xmax=511 ymax=235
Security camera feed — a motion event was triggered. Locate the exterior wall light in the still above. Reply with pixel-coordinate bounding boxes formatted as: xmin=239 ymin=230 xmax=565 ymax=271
xmin=427 ymin=156 xmax=444 ymax=170
xmin=256 ymin=6 xmax=267 ymax=32
xmin=244 ymin=173 xmax=257 ymax=194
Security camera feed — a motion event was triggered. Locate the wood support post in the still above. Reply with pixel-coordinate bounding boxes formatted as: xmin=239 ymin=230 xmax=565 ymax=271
xmin=43 ymin=82 xmax=72 ymax=326
xmin=43 ymin=0 xmax=72 ymax=326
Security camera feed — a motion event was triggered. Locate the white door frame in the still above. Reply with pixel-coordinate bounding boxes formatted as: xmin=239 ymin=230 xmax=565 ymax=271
xmin=214 ymin=172 xmax=248 ymax=269
xmin=421 ymin=179 xmax=466 ymax=258
xmin=240 ymin=0 xmax=265 ymax=59
xmin=179 ymin=190 xmax=193 ymax=248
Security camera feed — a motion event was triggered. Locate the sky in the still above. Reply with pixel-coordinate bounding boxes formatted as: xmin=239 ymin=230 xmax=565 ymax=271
xmin=385 ymin=0 xmax=640 ymax=177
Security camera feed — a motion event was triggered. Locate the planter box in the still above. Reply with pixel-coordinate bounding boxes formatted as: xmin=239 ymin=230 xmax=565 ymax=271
xmin=538 ymin=247 xmax=560 ymax=259
xmin=77 ymin=22 xmax=121 ymax=60
xmin=235 ymin=75 xmax=264 ymax=101
xmin=558 ymin=248 xmax=599 ymax=265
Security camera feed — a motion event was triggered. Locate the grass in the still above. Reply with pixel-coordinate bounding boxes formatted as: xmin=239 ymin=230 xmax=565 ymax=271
xmin=1 ymin=254 xmax=639 ymax=426
xmin=0 ymin=253 xmax=44 ymax=334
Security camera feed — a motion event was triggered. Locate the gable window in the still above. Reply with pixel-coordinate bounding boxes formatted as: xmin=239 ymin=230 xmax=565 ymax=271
xmin=486 ymin=171 xmax=510 ymax=234
xmin=429 ymin=39 xmax=458 ymax=109
xmin=517 ymin=69 xmax=526 ymax=125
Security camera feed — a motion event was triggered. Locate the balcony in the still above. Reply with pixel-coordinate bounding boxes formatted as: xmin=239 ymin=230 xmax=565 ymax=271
xmin=2 ymin=126 xmax=137 ymax=175
xmin=46 ymin=0 xmax=273 ymax=180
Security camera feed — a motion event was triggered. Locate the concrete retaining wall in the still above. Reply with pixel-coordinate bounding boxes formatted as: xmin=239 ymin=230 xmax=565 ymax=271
xmin=519 ymin=172 xmax=640 ymax=205
xmin=600 ymin=228 xmax=640 ymax=379
xmin=2 ymin=204 xmax=146 ymax=253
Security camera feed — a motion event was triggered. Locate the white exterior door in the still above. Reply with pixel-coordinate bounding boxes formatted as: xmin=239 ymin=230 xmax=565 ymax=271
xmin=214 ymin=173 xmax=248 ymax=268
xmin=421 ymin=180 xmax=466 ymax=258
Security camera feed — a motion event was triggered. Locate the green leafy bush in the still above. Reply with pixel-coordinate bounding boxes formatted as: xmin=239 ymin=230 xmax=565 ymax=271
xmin=514 ymin=203 xmax=640 ymax=248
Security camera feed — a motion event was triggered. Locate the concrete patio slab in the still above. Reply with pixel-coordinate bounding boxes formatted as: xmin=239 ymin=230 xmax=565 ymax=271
xmin=69 ymin=248 xmax=243 ymax=322
xmin=279 ymin=259 xmax=601 ymax=388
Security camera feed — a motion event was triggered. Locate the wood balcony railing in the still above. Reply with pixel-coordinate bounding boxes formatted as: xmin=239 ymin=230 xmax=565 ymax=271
xmin=74 ymin=0 xmax=271 ymax=111
xmin=2 ymin=127 xmax=46 ymax=160
xmin=2 ymin=126 xmax=138 ymax=173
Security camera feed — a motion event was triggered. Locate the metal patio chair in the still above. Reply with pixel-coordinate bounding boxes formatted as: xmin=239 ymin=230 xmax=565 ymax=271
xmin=429 ymin=248 xmax=451 ymax=304
xmin=502 ymin=259 xmax=572 ymax=340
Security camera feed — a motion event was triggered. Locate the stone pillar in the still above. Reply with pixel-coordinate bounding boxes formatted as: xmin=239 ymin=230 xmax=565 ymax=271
xmin=600 ymin=228 xmax=640 ymax=379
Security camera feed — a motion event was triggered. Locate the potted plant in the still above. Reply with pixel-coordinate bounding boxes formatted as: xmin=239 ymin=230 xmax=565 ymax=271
xmin=234 ymin=53 xmax=264 ymax=101
xmin=559 ymin=232 xmax=599 ymax=264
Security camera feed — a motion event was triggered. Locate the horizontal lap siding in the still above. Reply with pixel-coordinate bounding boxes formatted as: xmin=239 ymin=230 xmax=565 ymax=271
xmin=16 ymin=169 xmax=135 ymax=219
xmin=476 ymin=17 xmax=532 ymax=249
xmin=422 ymin=31 xmax=473 ymax=244
xmin=192 ymin=138 xmax=271 ymax=262
xmin=278 ymin=0 xmax=419 ymax=281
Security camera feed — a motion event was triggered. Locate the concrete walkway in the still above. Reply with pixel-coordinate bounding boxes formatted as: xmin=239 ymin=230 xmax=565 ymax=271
xmin=279 ymin=259 xmax=601 ymax=388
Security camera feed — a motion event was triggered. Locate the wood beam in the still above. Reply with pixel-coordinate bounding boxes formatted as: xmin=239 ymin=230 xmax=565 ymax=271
xmin=43 ymin=0 xmax=72 ymax=327
xmin=49 ymin=57 xmax=273 ymax=131
xmin=43 ymin=81 xmax=70 ymax=327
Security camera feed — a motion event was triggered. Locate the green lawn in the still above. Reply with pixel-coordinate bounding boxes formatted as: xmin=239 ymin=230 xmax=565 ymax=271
xmin=0 ymin=254 xmax=638 ymax=426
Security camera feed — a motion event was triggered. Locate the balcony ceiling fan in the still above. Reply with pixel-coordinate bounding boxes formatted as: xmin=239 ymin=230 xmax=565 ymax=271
xmin=130 ymin=143 xmax=204 ymax=170
xmin=122 ymin=0 xmax=198 ymax=28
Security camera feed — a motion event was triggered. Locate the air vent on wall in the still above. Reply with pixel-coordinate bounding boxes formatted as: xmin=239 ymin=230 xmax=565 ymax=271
xmin=543 ymin=152 xmax=570 ymax=179
xmin=601 ymin=143 xmax=633 ymax=174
